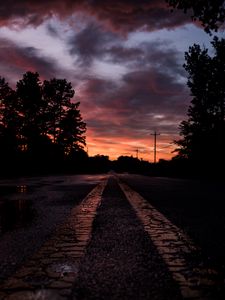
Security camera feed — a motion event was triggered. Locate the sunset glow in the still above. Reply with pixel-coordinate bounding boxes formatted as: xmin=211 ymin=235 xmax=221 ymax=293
xmin=0 ymin=1 xmax=224 ymax=161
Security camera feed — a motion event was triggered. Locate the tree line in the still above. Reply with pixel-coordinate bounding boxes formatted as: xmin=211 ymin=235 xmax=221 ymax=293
xmin=175 ymin=37 xmax=225 ymax=170
xmin=1 ymin=1 xmax=225 ymax=177
xmin=0 ymin=72 xmax=86 ymax=175
xmin=167 ymin=1 xmax=225 ymax=176
xmin=166 ymin=0 xmax=225 ymax=33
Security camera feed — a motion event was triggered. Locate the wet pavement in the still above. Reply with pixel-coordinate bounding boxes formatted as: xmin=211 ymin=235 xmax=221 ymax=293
xmin=0 ymin=179 xmax=107 ymax=299
xmin=0 ymin=175 xmax=104 ymax=282
xmin=0 ymin=174 xmax=225 ymax=299
xmin=118 ymin=174 xmax=225 ymax=273
xmin=119 ymin=179 xmax=225 ymax=299
xmin=0 ymin=197 xmax=35 ymax=233
xmin=73 ymin=177 xmax=182 ymax=300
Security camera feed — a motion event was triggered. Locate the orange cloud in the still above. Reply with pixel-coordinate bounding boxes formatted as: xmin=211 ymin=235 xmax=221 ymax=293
xmin=85 ymin=128 xmax=177 ymax=161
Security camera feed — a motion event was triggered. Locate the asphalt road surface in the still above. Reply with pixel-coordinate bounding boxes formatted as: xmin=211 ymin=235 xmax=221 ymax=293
xmin=0 ymin=173 xmax=224 ymax=299
xmin=119 ymin=174 xmax=225 ymax=273
xmin=0 ymin=174 xmax=104 ymax=282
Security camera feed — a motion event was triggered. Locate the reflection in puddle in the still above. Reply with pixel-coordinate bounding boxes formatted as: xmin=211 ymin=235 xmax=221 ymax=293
xmin=0 ymin=185 xmax=29 ymax=196
xmin=17 ymin=185 xmax=27 ymax=193
xmin=0 ymin=198 xmax=35 ymax=233
xmin=50 ymin=261 xmax=79 ymax=277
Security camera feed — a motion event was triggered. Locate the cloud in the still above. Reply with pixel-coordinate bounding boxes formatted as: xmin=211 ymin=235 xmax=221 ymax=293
xmin=68 ymin=22 xmax=141 ymax=67
xmin=0 ymin=1 xmax=191 ymax=32
xmin=85 ymin=0 xmax=190 ymax=33
xmin=46 ymin=23 xmax=60 ymax=37
xmin=69 ymin=22 xmax=121 ymax=66
xmin=136 ymin=41 xmax=186 ymax=77
xmin=0 ymin=1 xmax=194 ymax=160
xmin=106 ymin=46 xmax=144 ymax=64
xmin=80 ymin=55 xmax=189 ymax=144
xmin=0 ymin=38 xmax=60 ymax=83
xmin=67 ymin=19 xmax=188 ymax=78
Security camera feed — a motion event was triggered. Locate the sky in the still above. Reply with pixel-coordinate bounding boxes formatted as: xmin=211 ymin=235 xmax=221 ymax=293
xmin=0 ymin=0 xmax=224 ymax=161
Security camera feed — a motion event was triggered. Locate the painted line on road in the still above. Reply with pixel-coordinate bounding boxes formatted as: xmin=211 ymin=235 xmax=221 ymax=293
xmin=119 ymin=180 xmax=222 ymax=299
xmin=0 ymin=178 xmax=108 ymax=300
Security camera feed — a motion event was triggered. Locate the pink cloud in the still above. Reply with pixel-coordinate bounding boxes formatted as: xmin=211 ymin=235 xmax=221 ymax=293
xmin=0 ymin=38 xmax=60 ymax=83
xmin=0 ymin=1 xmax=191 ymax=32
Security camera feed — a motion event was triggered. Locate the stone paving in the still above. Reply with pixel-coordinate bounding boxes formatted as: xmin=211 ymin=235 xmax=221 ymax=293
xmin=0 ymin=179 xmax=107 ymax=300
xmin=119 ymin=179 xmax=225 ymax=299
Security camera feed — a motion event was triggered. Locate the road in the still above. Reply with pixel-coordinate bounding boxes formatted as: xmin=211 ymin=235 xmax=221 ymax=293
xmin=0 ymin=173 xmax=224 ymax=299
xmin=0 ymin=174 xmax=104 ymax=281
xmin=119 ymin=174 xmax=225 ymax=273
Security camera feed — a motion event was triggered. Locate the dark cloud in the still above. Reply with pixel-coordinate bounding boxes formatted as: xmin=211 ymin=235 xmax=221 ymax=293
xmin=106 ymin=46 xmax=144 ymax=64
xmin=0 ymin=0 xmax=191 ymax=32
xmin=69 ymin=23 xmax=120 ymax=66
xmin=68 ymin=21 xmax=187 ymax=78
xmin=46 ymin=23 xmax=60 ymax=37
xmin=81 ymin=60 xmax=189 ymax=141
xmin=0 ymin=1 xmax=194 ymax=159
xmin=68 ymin=22 xmax=142 ymax=67
xmin=84 ymin=77 xmax=118 ymax=96
xmin=0 ymin=38 xmax=60 ymax=83
xmin=79 ymin=40 xmax=188 ymax=111
xmin=86 ymin=0 xmax=190 ymax=32
xmin=136 ymin=41 xmax=186 ymax=76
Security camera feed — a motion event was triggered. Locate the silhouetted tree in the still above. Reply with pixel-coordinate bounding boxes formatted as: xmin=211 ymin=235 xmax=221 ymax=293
xmin=89 ymin=155 xmax=111 ymax=173
xmin=0 ymin=72 xmax=87 ymax=175
xmin=43 ymin=78 xmax=74 ymax=144
xmin=175 ymin=37 xmax=225 ymax=169
xmin=65 ymin=148 xmax=89 ymax=173
xmin=16 ymin=72 xmax=44 ymax=153
xmin=58 ymin=102 xmax=86 ymax=155
xmin=0 ymin=78 xmax=19 ymax=162
xmin=166 ymin=0 xmax=225 ymax=33
xmin=115 ymin=156 xmax=140 ymax=173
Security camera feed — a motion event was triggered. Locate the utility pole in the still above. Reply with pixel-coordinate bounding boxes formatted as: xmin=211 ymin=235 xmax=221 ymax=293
xmin=151 ymin=131 xmax=160 ymax=163
xmin=136 ymin=149 xmax=139 ymax=159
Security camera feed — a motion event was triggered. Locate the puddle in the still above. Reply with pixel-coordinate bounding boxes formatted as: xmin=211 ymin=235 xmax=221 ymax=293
xmin=17 ymin=185 xmax=28 ymax=193
xmin=49 ymin=261 xmax=79 ymax=277
xmin=7 ymin=290 xmax=63 ymax=300
xmin=0 ymin=198 xmax=36 ymax=233
xmin=0 ymin=185 xmax=30 ymax=196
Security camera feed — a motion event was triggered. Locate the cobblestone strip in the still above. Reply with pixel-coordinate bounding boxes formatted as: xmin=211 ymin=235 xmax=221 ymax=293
xmin=119 ymin=181 xmax=223 ymax=300
xmin=0 ymin=179 xmax=107 ymax=300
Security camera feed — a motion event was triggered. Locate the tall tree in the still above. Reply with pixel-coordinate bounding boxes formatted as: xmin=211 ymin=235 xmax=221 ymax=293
xmin=175 ymin=37 xmax=225 ymax=167
xmin=166 ymin=0 xmax=225 ymax=33
xmin=58 ymin=102 xmax=86 ymax=155
xmin=43 ymin=78 xmax=74 ymax=143
xmin=0 ymin=78 xmax=19 ymax=158
xmin=16 ymin=71 xmax=43 ymax=152
xmin=0 ymin=72 xmax=87 ymax=173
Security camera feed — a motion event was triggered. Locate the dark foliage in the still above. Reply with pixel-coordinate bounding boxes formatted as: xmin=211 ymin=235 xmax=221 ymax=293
xmin=0 ymin=71 xmax=86 ymax=175
xmin=166 ymin=0 xmax=225 ymax=33
xmin=174 ymin=37 xmax=225 ymax=174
